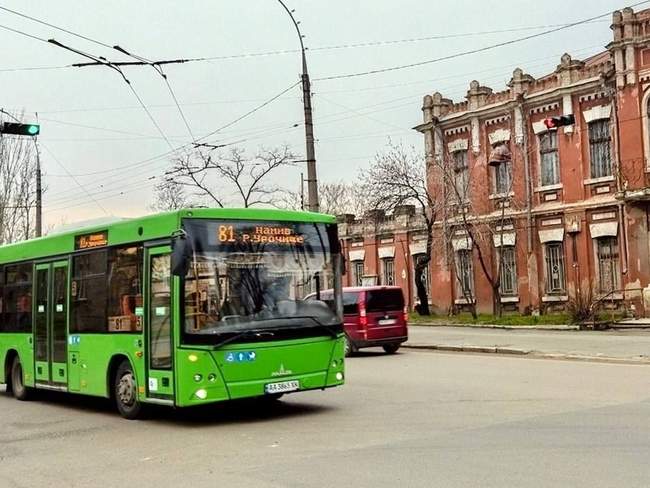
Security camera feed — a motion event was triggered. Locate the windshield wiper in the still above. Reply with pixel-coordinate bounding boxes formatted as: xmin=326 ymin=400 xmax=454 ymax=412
xmin=212 ymin=329 xmax=274 ymax=349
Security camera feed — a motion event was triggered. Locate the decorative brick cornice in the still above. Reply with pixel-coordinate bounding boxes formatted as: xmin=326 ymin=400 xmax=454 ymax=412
xmin=578 ymin=91 xmax=608 ymax=103
xmin=444 ymin=125 xmax=469 ymax=136
xmin=485 ymin=115 xmax=510 ymax=126
xmin=529 ymin=102 xmax=560 ymax=114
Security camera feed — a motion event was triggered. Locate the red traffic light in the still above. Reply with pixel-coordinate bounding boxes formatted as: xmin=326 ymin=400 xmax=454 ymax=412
xmin=542 ymin=114 xmax=575 ymax=130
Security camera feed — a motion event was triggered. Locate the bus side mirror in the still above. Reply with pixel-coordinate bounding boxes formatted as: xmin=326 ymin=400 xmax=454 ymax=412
xmin=171 ymin=235 xmax=189 ymax=277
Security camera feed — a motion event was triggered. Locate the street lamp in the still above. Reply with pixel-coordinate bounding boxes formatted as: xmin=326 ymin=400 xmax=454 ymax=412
xmin=276 ymin=0 xmax=319 ymax=212
xmin=0 ymin=110 xmax=42 ymax=237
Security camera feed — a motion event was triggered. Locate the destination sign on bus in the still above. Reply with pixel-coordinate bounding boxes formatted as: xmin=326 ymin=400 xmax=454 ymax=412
xmin=75 ymin=231 xmax=108 ymax=250
xmin=217 ymin=224 xmax=305 ymax=245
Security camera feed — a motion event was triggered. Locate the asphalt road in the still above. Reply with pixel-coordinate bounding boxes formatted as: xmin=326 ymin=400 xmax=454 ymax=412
xmin=2 ymin=349 xmax=650 ymax=488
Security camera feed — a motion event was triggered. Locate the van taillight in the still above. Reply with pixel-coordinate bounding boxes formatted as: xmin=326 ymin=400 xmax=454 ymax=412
xmin=403 ymin=306 xmax=409 ymax=323
xmin=359 ymin=304 xmax=367 ymax=327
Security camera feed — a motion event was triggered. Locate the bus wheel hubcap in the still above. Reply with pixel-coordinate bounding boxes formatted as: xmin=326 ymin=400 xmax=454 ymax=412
xmin=118 ymin=374 xmax=135 ymax=406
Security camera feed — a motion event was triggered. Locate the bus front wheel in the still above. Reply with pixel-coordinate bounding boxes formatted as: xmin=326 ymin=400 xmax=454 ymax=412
xmin=114 ymin=360 xmax=142 ymax=420
xmin=11 ymin=356 xmax=30 ymax=401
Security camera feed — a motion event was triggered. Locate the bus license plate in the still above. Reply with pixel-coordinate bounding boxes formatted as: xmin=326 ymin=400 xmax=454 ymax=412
xmin=265 ymin=380 xmax=299 ymax=394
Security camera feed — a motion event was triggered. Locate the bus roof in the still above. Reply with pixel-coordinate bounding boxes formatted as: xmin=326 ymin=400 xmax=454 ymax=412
xmin=0 ymin=207 xmax=336 ymax=264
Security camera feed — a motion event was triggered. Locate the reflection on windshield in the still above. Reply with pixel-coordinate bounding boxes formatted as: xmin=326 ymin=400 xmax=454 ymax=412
xmin=182 ymin=220 xmax=338 ymax=336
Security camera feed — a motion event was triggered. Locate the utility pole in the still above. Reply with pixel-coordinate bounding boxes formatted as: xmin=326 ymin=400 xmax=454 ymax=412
xmin=277 ymin=0 xmax=319 ymax=212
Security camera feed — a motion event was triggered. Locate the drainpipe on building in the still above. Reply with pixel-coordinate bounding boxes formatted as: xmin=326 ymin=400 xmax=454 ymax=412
xmin=607 ymin=78 xmax=629 ymax=277
xmin=518 ymin=100 xmax=533 ymax=254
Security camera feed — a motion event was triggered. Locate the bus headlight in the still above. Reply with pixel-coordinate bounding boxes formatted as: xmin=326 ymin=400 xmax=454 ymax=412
xmin=335 ymin=372 xmax=344 ymax=381
xmin=195 ymin=389 xmax=208 ymax=400
xmin=193 ymin=374 xmax=202 ymax=382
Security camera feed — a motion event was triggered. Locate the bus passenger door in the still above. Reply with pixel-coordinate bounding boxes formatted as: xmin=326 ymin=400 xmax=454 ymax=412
xmin=145 ymin=246 xmax=174 ymax=402
xmin=34 ymin=260 xmax=69 ymax=388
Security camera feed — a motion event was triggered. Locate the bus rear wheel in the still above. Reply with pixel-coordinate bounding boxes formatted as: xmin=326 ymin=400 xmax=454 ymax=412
xmin=114 ymin=361 xmax=142 ymax=420
xmin=11 ymin=356 xmax=30 ymax=401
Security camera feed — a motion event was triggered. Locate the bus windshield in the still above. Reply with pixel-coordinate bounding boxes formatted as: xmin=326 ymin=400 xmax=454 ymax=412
xmin=181 ymin=219 xmax=342 ymax=344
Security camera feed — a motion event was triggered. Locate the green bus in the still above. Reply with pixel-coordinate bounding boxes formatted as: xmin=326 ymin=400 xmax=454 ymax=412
xmin=0 ymin=208 xmax=345 ymax=418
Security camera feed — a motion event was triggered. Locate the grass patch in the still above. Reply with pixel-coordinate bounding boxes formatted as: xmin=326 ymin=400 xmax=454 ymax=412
xmin=409 ymin=311 xmax=571 ymax=326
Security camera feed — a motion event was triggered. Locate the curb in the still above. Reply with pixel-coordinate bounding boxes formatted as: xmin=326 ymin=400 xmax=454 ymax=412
xmin=403 ymin=343 xmax=650 ymax=365
xmin=410 ymin=323 xmax=580 ymax=331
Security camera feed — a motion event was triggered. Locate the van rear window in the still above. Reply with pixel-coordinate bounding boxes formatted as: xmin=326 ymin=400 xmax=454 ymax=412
xmin=342 ymin=292 xmax=360 ymax=314
xmin=366 ymin=289 xmax=404 ymax=312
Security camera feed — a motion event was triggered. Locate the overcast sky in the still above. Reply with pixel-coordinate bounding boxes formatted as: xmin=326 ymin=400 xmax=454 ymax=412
xmin=0 ymin=0 xmax=638 ymax=227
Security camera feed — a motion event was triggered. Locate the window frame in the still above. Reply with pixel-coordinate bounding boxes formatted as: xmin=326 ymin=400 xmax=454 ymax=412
xmin=455 ymin=249 xmax=475 ymax=299
xmin=353 ymin=260 xmax=364 ymax=287
xmin=451 ymin=149 xmax=469 ymax=202
xmin=494 ymin=160 xmax=512 ymax=195
xmin=381 ymin=257 xmax=395 ymax=286
xmin=538 ymin=130 xmax=560 ymax=186
xmin=595 ymin=236 xmax=620 ymax=294
xmin=498 ymin=246 xmax=518 ymax=296
xmin=544 ymin=242 xmax=566 ymax=294
xmin=588 ymin=119 xmax=612 ymax=178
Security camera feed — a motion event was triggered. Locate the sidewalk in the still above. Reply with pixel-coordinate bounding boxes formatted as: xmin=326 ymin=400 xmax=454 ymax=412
xmin=404 ymin=325 xmax=650 ymax=364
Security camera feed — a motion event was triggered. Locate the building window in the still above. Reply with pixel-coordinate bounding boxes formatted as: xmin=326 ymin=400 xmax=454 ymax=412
xmin=353 ymin=261 xmax=364 ymax=287
xmin=589 ymin=119 xmax=612 ymax=178
xmin=382 ymin=258 xmax=395 ymax=286
xmin=494 ymin=161 xmax=512 ymax=194
xmin=544 ymin=242 xmax=566 ymax=294
xmin=539 ymin=131 xmax=560 ymax=186
xmin=596 ymin=236 xmax=620 ymax=294
xmin=455 ymin=250 xmax=474 ymax=298
xmin=499 ymin=246 xmax=517 ymax=296
xmin=452 ymin=150 xmax=469 ymax=202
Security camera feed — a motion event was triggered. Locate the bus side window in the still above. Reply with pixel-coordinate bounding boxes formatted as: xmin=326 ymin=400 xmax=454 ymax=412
xmin=3 ymin=263 xmax=32 ymax=333
xmin=107 ymin=246 xmax=143 ymax=333
xmin=71 ymin=251 xmax=108 ymax=333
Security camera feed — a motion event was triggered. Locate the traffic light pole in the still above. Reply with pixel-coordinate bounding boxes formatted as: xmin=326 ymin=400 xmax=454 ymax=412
xmin=35 ymin=141 xmax=42 ymax=237
xmin=0 ymin=110 xmax=42 ymax=237
xmin=277 ymin=0 xmax=319 ymax=212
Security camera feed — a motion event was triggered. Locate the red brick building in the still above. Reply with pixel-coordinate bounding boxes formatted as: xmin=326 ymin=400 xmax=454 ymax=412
xmin=342 ymin=7 xmax=650 ymax=316
xmin=413 ymin=6 xmax=650 ymax=316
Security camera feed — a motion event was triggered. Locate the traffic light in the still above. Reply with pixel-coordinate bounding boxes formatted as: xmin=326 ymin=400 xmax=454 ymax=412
xmin=543 ymin=114 xmax=575 ymax=130
xmin=1 ymin=122 xmax=40 ymax=136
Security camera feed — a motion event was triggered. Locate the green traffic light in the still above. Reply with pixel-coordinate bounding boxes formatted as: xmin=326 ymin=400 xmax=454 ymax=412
xmin=26 ymin=125 xmax=40 ymax=135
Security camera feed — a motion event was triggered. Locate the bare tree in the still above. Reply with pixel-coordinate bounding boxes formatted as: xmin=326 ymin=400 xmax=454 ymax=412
xmin=0 ymin=133 xmax=38 ymax=243
xmin=361 ymin=141 xmax=438 ymax=315
xmin=280 ymin=180 xmax=368 ymax=215
xmin=167 ymin=145 xmax=297 ymax=208
xmin=435 ymin=142 xmax=521 ymax=318
xmin=150 ymin=178 xmax=196 ymax=212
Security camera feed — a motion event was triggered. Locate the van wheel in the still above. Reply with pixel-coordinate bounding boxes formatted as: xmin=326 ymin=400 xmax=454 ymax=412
xmin=114 ymin=360 xmax=143 ymax=420
xmin=11 ymin=356 xmax=30 ymax=401
xmin=344 ymin=335 xmax=357 ymax=357
xmin=383 ymin=344 xmax=400 ymax=354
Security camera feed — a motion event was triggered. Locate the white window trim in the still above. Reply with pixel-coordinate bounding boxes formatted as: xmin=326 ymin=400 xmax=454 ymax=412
xmin=582 ymin=104 xmax=612 ymax=123
xmin=447 ymin=139 xmax=469 ymax=153
xmin=501 ymin=296 xmax=519 ymax=303
xmin=493 ymin=232 xmax=516 ymax=247
xmin=488 ymin=191 xmax=515 ymax=200
xmin=378 ymin=246 xmax=395 ymax=259
xmin=589 ymin=221 xmax=618 ymax=239
xmin=534 ymin=183 xmax=563 ymax=192
xmin=488 ymin=128 xmax=511 ymax=145
xmin=348 ymin=250 xmax=365 ymax=261
xmin=583 ymin=175 xmax=614 ymax=185
xmin=541 ymin=295 xmax=568 ymax=302
xmin=538 ymin=228 xmax=564 ymax=244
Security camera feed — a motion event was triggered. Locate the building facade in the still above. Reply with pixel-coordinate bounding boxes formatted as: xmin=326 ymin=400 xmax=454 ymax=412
xmin=408 ymin=7 xmax=650 ymax=315
xmin=338 ymin=207 xmax=432 ymax=310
